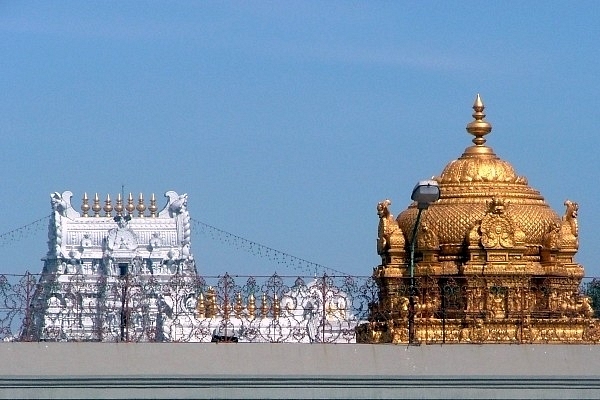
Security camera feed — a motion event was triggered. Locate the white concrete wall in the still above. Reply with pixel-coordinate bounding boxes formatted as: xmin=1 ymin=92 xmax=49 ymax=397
xmin=1 ymin=343 xmax=599 ymax=399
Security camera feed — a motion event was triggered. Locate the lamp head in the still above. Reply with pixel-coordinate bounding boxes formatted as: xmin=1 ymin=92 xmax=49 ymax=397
xmin=411 ymin=180 xmax=440 ymax=210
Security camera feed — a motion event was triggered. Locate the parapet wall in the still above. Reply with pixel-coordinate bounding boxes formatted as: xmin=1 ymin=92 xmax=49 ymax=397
xmin=1 ymin=343 xmax=599 ymax=399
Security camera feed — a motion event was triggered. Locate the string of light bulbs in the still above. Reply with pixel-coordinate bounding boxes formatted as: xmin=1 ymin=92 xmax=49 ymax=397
xmin=0 ymin=214 xmax=348 ymax=277
xmin=190 ymin=218 xmax=349 ymax=277
xmin=0 ymin=215 xmax=51 ymax=248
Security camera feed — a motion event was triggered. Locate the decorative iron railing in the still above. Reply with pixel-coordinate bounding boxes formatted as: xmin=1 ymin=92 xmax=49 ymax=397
xmin=2 ymin=272 xmax=600 ymax=343
xmin=1 ymin=272 xmax=377 ymax=343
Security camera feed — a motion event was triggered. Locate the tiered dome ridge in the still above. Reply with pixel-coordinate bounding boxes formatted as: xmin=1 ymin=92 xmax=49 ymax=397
xmin=397 ymin=95 xmax=560 ymax=254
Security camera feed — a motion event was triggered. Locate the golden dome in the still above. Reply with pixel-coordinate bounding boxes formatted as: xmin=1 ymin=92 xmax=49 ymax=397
xmin=396 ymin=95 xmax=561 ymax=258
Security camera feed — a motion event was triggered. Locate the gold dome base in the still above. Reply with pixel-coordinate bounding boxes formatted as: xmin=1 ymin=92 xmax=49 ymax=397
xmin=358 ymin=318 xmax=600 ymax=344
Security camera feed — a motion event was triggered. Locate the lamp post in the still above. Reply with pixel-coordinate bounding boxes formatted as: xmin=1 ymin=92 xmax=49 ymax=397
xmin=408 ymin=179 xmax=440 ymax=344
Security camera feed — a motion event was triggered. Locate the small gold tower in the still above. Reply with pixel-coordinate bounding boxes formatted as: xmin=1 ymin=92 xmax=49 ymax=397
xmin=359 ymin=95 xmax=598 ymax=344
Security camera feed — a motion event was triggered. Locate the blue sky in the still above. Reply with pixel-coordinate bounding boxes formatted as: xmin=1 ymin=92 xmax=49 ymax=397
xmin=1 ymin=2 xmax=600 ymax=277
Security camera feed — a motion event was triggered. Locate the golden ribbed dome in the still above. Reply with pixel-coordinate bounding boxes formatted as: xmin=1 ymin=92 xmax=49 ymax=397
xmin=397 ymin=95 xmax=561 ymax=258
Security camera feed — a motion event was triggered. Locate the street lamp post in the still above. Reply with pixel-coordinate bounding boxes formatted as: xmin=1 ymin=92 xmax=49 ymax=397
xmin=408 ymin=180 xmax=440 ymax=344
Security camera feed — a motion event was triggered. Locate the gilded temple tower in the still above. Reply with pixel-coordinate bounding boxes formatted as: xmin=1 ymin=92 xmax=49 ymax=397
xmin=361 ymin=95 xmax=599 ymax=343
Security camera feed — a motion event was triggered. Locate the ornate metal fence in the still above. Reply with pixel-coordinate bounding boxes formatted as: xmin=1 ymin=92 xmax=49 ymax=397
xmin=1 ymin=273 xmax=378 ymax=343
xmin=2 ymin=272 xmax=600 ymax=343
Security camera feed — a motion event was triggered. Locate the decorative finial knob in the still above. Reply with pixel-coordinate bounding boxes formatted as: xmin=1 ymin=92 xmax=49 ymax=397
xmin=114 ymin=193 xmax=124 ymax=216
xmin=148 ymin=193 xmax=158 ymax=217
xmin=196 ymin=292 xmax=206 ymax=318
xmin=466 ymin=94 xmax=492 ymax=146
xmin=81 ymin=192 xmax=90 ymax=217
xmin=92 ymin=193 xmax=101 ymax=217
xmin=126 ymin=192 xmax=135 ymax=216
xmin=103 ymin=194 xmax=113 ymax=217
xmin=136 ymin=193 xmax=146 ymax=217
xmin=248 ymin=293 xmax=256 ymax=316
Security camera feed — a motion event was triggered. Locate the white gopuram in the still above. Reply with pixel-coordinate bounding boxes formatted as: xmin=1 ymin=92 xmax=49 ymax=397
xmin=27 ymin=190 xmax=197 ymax=342
xmin=24 ymin=191 xmax=359 ymax=343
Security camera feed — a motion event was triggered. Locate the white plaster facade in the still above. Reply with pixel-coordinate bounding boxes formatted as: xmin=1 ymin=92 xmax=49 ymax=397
xmin=25 ymin=191 xmax=358 ymax=343
xmin=27 ymin=190 xmax=197 ymax=341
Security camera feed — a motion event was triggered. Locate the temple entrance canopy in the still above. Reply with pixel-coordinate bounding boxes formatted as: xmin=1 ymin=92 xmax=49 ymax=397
xmin=359 ymin=95 xmax=599 ymax=344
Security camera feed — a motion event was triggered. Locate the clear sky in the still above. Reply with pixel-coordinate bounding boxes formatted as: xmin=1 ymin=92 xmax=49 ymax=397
xmin=1 ymin=2 xmax=600 ymax=277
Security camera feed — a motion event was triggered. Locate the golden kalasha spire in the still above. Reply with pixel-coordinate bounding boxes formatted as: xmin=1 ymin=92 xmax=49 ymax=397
xmin=114 ymin=193 xmax=124 ymax=216
xmin=136 ymin=193 xmax=146 ymax=217
xmin=148 ymin=193 xmax=158 ymax=217
xmin=273 ymin=293 xmax=280 ymax=318
xmin=126 ymin=192 xmax=135 ymax=216
xmin=92 ymin=193 xmax=101 ymax=217
xmin=196 ymin=293 xmax=205 ymax=318
xmin=261 ymin=293 xmax=269 ymax=317
xmin=234 ymin=293 xmax=243 ymax=317
xmin=248 ymin=293 xmax=256 ymax=316
xmin=465 ymin=93 xmax=492 ymax=147
xmin=207 ymin=287 xmax=217 ymax=318
xmin=103 ymin=194 xmax=113 ymax=217
xmin=81 ymin=192 xmax=90 ymax=217
xmin=467 ymin=93 xmax=492 ymax=154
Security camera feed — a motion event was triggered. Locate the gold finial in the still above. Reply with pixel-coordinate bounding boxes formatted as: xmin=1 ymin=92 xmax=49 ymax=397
xmin=196 ymin=292 xmax=206 ymax=318
xmin=126 ymin=192 xmax=135 ymax=216
xmin=148 ymin=193 xmax=158 ymax=217
xmin=223 ymin=300 xmax=231 ymax=318
xmin=206 ymin=286 xmax=216 ymax=318
xmin=466 ymin=94 xmax=492 ymax=146
xmin=103 ymin=194 xmax=113 ymax=217
xmin=273 ymin=293 xmax=280 ymax=319
xmin=234 ymin=292 xmax=243 ymax=317
xmin=247 ymin=293 xmax=256 ymax=317
xmin=260 ymin=293 xmax=269 ymax=317
xmin=81 ymin=192 xmax=90 ymax=217
xmin=209 ymin=288 xmax=217 ymax=318
xmin=114 ymin=193 xmax=124 ymax=216
xmin=136 ymin=193 xmax=146 ymax=217
xmin=92 ymin=193 xmax=101 ymax=217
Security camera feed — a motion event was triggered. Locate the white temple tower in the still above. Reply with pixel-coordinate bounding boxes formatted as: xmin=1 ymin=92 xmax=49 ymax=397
xmin=23 ymin=190 xmax=359 ymax=343
xmin=25 ymin=190 xmax=197 ymax=341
